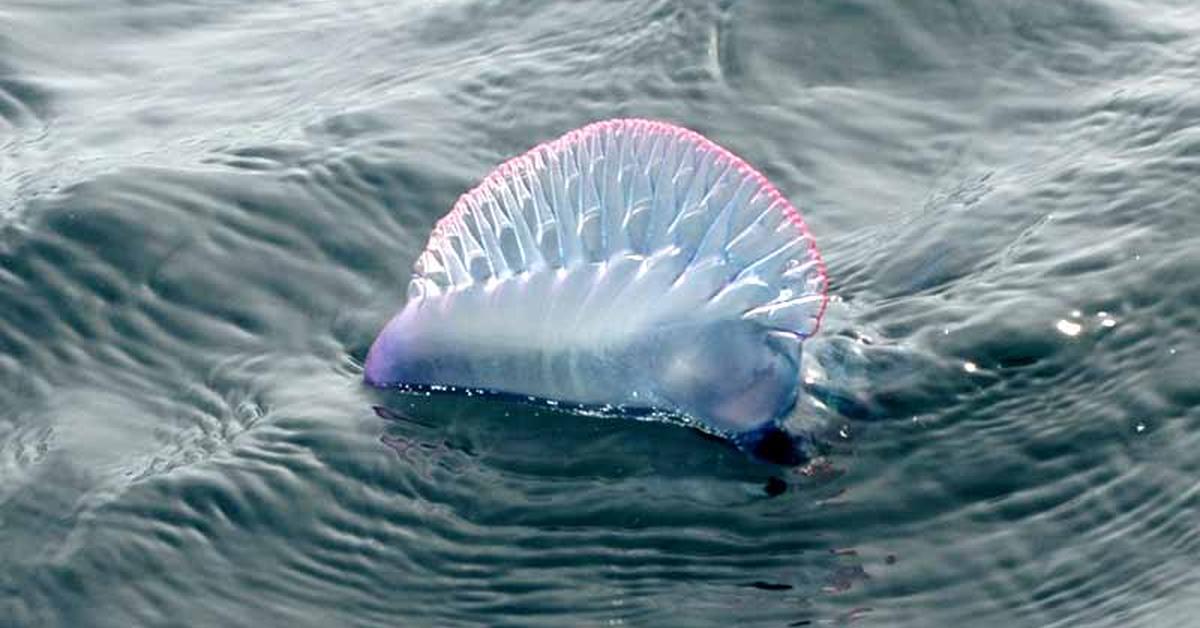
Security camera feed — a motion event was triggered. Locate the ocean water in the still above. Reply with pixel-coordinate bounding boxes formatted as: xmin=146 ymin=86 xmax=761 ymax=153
xmin=2 ymin=1 xmax=1199 ymax=626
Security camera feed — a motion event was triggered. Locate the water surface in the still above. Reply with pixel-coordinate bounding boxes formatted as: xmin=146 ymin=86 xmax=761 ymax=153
xmin=3 ymin=1 xmax=1199 ymax=626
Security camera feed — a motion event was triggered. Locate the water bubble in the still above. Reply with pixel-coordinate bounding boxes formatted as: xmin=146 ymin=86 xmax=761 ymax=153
xmin=1056 ymin=320 xmax=1083 ymax=337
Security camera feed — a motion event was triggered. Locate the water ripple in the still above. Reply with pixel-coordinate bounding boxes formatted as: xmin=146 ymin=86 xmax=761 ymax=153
xmin=3 ymin=0 xmax=1200 ymax=626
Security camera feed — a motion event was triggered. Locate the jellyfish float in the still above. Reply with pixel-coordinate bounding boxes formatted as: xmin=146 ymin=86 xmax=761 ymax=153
xmin=365 ymin=119 xmax=827 ymax=464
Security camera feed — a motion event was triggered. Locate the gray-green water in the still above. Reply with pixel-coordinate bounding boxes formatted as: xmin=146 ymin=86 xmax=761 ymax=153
xmin=3 ymin=1 xmax=1199 ymax=626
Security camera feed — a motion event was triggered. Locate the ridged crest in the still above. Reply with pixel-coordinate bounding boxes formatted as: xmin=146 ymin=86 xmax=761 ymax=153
xmin=409 ymin=119 xmax=827 ymax=339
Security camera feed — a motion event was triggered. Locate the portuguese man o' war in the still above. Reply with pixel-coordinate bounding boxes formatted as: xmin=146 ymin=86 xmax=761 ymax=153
xmin=365 ymin=119 xmax=828 ymax=464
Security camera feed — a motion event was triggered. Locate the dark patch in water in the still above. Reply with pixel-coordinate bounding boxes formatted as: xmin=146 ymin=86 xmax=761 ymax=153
xmin=763 ymin=476 xmax=788 ymax=497
xmin=742 ymin=581 xmax=793 ymax=591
